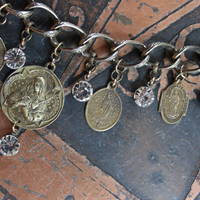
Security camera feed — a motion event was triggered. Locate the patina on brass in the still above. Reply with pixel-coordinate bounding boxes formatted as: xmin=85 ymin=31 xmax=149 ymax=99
xmin=0 ymin=37 xmax=6 ymax=70
xmin=159 ymin=82 xmax=189 ymax=124
xmin=85 ymin=84 xmax=122 ymax=132
xmin=1 ymin=65 xmax=64 ymax=129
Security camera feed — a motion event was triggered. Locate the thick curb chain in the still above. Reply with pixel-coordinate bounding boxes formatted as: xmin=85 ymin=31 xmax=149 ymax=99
xmin=1 ymin=0 xmax=200 ymax=74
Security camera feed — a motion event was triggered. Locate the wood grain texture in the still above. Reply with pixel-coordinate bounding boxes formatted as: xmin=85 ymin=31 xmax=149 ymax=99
xmin=0 ymin=129 xmax=138 ymax=200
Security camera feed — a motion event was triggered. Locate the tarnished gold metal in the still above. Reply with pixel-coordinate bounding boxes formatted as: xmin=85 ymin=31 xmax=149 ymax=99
xmin=1 ymin=65 xmax=64 ymax=129
xmin=0 ymin=3 xmax=10 ymax=25
xmin=12 ymin=122 xmax=21 ymax=136
xmin=159 ymin=82 xmax=189 ymax=124
xmin=85 ymin=82 xmax=122 ymax=132
xmin=0 ymin=37 xmax=6 ymax=70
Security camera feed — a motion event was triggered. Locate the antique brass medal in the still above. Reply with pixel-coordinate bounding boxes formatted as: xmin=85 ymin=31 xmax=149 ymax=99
xmin=159 ymin=82 xmax=189 ymax=124
xmin=85 ymin=84 xmax=122 ymax=132
xmin=0 ymin=37 xmax=6 ymax=70
xmin=1 ymin=65 xmax=64 ymax=129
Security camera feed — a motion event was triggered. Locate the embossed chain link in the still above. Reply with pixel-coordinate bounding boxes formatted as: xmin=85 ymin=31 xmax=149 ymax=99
xmin=1 ymin=0 xmax=200 ymax=71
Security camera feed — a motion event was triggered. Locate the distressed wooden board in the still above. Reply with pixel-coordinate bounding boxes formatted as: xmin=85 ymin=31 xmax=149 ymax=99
xmin=0 ymin=0 xmax=200 ymax=200
xmin=0 ymin=129 xmax=138 ymax=200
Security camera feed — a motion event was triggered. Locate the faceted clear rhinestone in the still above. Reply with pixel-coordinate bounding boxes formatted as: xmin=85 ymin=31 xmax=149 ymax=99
xmin=72 ymin=80 xmax=93 ymax=102
xmin=4 ymin=48 xmax=26 ymax=69
xmin=0 ymin=135 xmax=20 ymax=156
xmin=134 ymin=86 xmax=154 ymax=107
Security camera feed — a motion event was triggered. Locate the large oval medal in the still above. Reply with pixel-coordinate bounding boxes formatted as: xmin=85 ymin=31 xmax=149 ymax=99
xmin=0 ymin=37 xmax=6 ymax=70
xmin=85 ymin=87 xmax=122 ymax=132
xmin=159 ymin=83 xmax=189 ymax=124
xmin=1 ymin=65 xmax=64 ymax=129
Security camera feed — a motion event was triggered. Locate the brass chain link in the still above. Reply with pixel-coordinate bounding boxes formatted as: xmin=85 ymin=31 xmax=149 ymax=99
xmin=1 ymin=0 xmax=200 ymax=73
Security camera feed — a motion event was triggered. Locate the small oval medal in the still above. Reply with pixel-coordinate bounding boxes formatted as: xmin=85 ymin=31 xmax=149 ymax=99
xmin=1 ymin=65 xmax=64 ymax=129
xmin=85 ymin=85 xmax=122 ymax=132
xmin=159 ymin=83 xmax=189 ymax=124
xmin=0 ymin=37 xmax=6 ymax=70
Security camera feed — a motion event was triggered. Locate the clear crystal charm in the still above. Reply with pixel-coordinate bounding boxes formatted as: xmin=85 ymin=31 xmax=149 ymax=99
xmin=72 ymin=80 xmax=93 ymax=102
xmin=0 ymin=135 xmax=20 ymax=156
xmin=4 ymin=48 xmax=26 ymax=69
xmin=134 ymin=86 xmax=154 ymax=107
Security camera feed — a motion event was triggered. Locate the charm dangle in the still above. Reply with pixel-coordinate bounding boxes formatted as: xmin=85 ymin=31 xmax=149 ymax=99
xmin=134 ymin=62 xmax=161 ymax=107
xmin=4 ymin=47 xmax=26 ymax=69
xmin=159 ymin=66 xmax=189 ymax=124
xmin=0 ymin=24 xmax=34 ymax=70
xmin=85 ymin=60 xmax=124 ymax=131
xmin=72 ymin=52 xmax=96 ymax=102
xmin=1 ymin=65 xmax=64 ymax=129
xmin=0 ymin=135 xmax=20 ymax=156
xmin=0 ymin=123 xmax=21 ymax=156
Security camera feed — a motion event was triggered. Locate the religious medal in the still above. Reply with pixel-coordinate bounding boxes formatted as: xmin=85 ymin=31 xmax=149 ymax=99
xmin=85 ymin=84 xmax=122 ymax=132
xmin=85 ymin=60 xmax=124 ymax=131
xmin=159 ymin=81 xmax=189 ymax=124
xmin=1 ymin=65 xmax=64 ymax=129
xmin=159 ymin=65 xmax=190 ymax=124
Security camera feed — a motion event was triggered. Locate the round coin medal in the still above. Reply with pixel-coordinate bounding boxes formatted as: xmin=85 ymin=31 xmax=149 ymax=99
xmin=134 ymin=86 xmax=154 ymax=107
xmin=0 ymin=135 xmax=20 ymax=156
xmin=159 ymin=83 xmax=189 ymax=124
xmin=85 ymin=86 xmax=122 ymax=132
xmin=72 ymin=80 xmax=93 ymax=102
xmin=1 ymin=65 xmax=64 ymax=129
xmin=0 ymin=37 xmax=6 ymax=69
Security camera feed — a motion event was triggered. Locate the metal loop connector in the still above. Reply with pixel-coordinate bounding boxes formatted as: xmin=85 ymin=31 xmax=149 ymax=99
xmin=175 ymin=65 xmax=188 ymax=82
xmin=84 ymin=52 xmax=97 ymax=80
xmin=143 ymin=42 xmax=181 ymax=69
xmin=12 ymin=121 xmax=21 ymax=136
xmin=81 ymin=33 xmax=118 ymax=62
xmin=173 ymin=46 xmax=200 ymax=74
xmin=113 ymin=40 xmax=150 ymax=68
xmin=115 ymin=59 xmax=125 ymax=74
xmin=0 ymin=3 xmax=10 ymax=25
xmin=148 ymin=62 xmax=162 ymax=86
xmin=19 ymin=28 xmax=34 ymax=49
xmin=110 ymin=59 xmax=125 ymax=84
xmin=24 ymin=2 xmax=60 ymax=37
xmin=0 ymin=3 xmax=10 ymax=16
xmin=45 ymin=62 xmax=56 ymax=71
xmin=51 ymin=52 xmax=61 ymax=63
xmin=0 ymin=14 xmax=7 ymax=25
xmin=111 ymin=70 xmax=123 ymax=83
xmin=1 ymin=0 xmax=33 ymax=18
xmin=54 ymin=42 xmax=63 ymax=56
xmin=50 ymin=21 xmax=87 ymax=53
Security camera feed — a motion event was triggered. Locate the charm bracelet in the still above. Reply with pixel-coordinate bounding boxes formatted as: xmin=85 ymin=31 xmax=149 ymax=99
xmin=0 ymin=1 xmax=200 ymax=156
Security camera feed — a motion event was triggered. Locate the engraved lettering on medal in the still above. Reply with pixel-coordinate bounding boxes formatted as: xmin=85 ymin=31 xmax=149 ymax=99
xmin=159 ymin=83 xmax=189 ymax=124
xmin=85 ymin=88 xmax=122 ymax=132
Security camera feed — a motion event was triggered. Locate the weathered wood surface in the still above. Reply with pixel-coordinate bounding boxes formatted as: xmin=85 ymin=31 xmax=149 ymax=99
xmin=0 ymin=0 xmax=200 ymax=199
